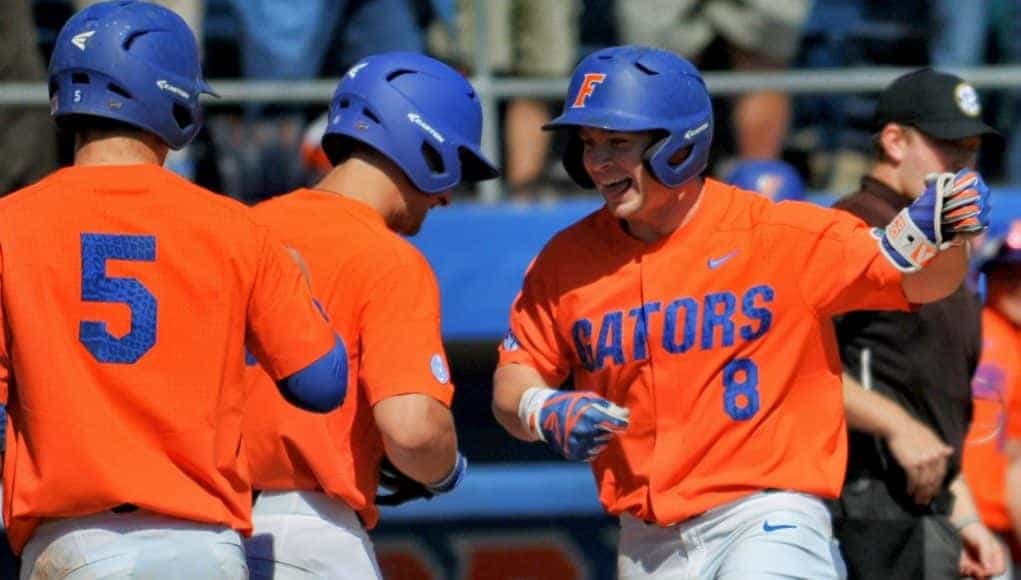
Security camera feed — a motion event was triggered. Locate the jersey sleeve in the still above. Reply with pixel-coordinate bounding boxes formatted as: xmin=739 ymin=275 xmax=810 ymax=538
xmin=1007 ymin=339 xmax=1021 ymax=442
xmin=774 ymin=203 xmax=909 ymax=317
xmin=359 ymin=253 xmax=453 ymax=406
xmin=0 ymin=246 xmax=8 ymax=405
xmin=246 ymin=227 xmax=335 ymax=380
xmin=497 ymin=256 xmax=572 ymax=387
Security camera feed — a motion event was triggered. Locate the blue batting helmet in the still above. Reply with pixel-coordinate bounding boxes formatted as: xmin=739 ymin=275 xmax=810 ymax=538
xmin=725 ymin=159 xmax=807 ymax=202
xmin=977 ymin=219 xmax=1021 ymax=272
xmin=322 ymin=52 xmax=499 ymax=194
xmin=49 ymin=1 xmax=215 ymax=150
xmin=543 ymin=45 xmax=714 ymax=189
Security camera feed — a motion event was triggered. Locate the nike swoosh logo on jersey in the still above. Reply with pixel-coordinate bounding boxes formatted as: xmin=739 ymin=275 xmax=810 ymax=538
xmin=762 ymin=521 xmax=798 ymax=532
xmin=707 ymin=250 xmax=739 ymax=269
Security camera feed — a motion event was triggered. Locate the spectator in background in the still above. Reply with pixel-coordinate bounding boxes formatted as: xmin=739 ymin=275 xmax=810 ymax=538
xmin=724 ymin=158 xmax=807 ymax=201
xmin=429 ymin=0 xmax=581 ymax=201
xmin=830 ymin=68 xmax=1006 ymax=580
xmin=931 ymin=0 xmax=1021 ymax=187
xmin=963 ymin=221 xmax=1021 ymax=578
xmin=0 ymin=0 xmax=57 ymax=194
xmin=218 ymin=0 xmax=435 ymax=203
xmin=73 ymin=0 xmax=204 ymax=39
xmin=616 ymin=0 xmax=812 ymax=165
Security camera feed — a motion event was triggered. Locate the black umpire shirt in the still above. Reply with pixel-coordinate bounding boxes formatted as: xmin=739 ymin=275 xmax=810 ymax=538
xmin=832 ymin=176 xmax=981 ymax=514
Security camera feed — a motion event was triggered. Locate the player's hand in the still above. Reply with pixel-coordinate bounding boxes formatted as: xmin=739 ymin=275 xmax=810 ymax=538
xmin=878 ymin=169 xmax=990 ymax=272
xmin=886 ymin=418 xmax=953 ymax=505
xmin=375 ymin=452 xmax=467 ymax=506
xmin=958 ymin=520 xmax=1006 ymax=579
xmin=519 ymin=387 xmax=630 ymax=462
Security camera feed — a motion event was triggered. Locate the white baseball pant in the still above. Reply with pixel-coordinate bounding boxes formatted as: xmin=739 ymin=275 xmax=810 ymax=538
xmin=20 ymin=508 xmax=246 ymax=579
xmin=245 ymin=490 xmax=382 ymax=579
xmin=618 ymin=490 xmax=847 ymax=579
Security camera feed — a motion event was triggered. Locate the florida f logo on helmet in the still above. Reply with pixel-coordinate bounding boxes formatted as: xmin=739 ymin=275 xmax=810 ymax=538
xmin=571 ymin=73 xmax=606 ymax=108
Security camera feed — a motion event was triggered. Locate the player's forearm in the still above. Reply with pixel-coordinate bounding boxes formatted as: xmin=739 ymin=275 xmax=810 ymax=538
xmin=842 ymin=373 xmax=911 ymax=438
xmin=901 ymin=243 xmax=969 ymax=303
xmin=492 ymin=364 xmax=546 ymax=442
xmin=949 ymin=473 xmax=982 ymax=527
xmin=374 ymin=393 xmax=459 ymax=485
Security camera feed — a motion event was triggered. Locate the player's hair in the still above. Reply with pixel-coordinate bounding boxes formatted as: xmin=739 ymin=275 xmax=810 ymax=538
xmin=321 ymin=52 xmax=499 ymax=194
xmin=48 ymin=0 xmax=216 ymax=150
xmin=543 ymin=45 xmax=714 ymax=189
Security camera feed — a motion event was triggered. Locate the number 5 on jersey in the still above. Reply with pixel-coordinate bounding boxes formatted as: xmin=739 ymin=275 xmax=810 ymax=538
xmin=79 ymin=233 xmax=157 ymax=363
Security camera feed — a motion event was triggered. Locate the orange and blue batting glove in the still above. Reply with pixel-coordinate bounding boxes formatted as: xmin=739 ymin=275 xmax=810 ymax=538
xmin=518 ymin=387 xmax=630 ymax=462
xmin=877 ymin=169 xmax=990 ymax=272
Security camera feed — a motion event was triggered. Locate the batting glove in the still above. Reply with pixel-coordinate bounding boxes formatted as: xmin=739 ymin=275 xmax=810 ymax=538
xmin=518 ymin=387 xmax=630 ymax=462
xmin=375 ymin=452 xmax=467 ymax=507
xmin=877 ymin=169 xmax=990 ymax=272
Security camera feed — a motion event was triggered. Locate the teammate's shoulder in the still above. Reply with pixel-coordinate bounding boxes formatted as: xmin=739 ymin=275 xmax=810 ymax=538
xmin=251 ymin=188 xmax=309 ymax=211
xmin=0 ymin=170 xmax=66 ymax=213
xmin=160 ymin=172 xmax=270 ymax=228
xmin=385 ymin=230 xmax=435 ymax=275
xmin=705 ymin=179 xmax=782 ymax=231
xmin=537 ymin=206 xmax=607 ymax=259
xmin=705 ymin=178 xmax=865 ymax=241
xmin=750 ymin=192 xmax=850 ymax=232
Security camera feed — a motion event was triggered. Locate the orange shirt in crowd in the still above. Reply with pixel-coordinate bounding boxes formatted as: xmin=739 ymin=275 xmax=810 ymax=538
xmin=498 ymin=180 xmax=908 ymax=525
xmin=244 ymin=189 xmax=453 ymax=528
xmin=963 ymin=307 xmax=1021 ymax=532
xmin=0 ymin=165 xmax=336 ymax=553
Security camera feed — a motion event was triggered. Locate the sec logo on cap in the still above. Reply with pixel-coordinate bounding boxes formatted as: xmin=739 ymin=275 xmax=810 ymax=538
xmin=955 ymin=83 xmax=981 ymax=117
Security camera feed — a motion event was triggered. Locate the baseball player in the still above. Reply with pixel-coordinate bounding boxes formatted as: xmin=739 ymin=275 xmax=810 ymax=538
xmin=963 ymin=221 xmax=1021 ymax=575
xmin=0 ymin=2 xmax=349 ymax=578
xmin=492 ymin=45 xmax=990 ymax=579
xmin=242 ymin=52 xmax=498 ymax=579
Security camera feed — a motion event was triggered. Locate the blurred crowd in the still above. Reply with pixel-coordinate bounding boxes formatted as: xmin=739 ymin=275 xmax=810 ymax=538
xmin=4 ymin=0 xmax=1021 ymax=203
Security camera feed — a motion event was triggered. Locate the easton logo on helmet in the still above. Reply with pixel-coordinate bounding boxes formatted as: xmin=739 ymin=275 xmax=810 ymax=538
xmin=347 ymin=62 xmax=368 ymax=79
xmin=156 ymin=80 xmax=191 ymax=100
xmin=684 ymin=122 xmax=710 ymax=140
xmin=407 ymin=112 xmax=445 ymax=143
xmin=71 ymin=30 xmax=96 ymax=51
xmin=571 ymin=73 xmax=606 ymax=108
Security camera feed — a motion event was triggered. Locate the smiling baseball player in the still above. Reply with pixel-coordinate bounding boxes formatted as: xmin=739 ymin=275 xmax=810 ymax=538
xmin=491 ymin=45 xmax=991 ymax=579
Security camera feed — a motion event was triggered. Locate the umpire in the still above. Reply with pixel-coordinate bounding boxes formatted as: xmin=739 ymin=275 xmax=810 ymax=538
xmin=830 ymin=68 xmax=1006 ymax=579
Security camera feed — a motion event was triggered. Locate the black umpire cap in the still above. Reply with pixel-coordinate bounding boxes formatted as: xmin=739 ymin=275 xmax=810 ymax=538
xmin=873 ymin=68 xmax=1000 ymax=140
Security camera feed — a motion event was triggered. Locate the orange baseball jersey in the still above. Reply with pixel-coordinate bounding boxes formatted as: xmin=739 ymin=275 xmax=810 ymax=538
xmin=0 ymin=165 xmax=336 ymax=554
xmin=962 ymin=307 xmax=1021 ymax=532
xmin=499 ymin=180 xmax=909 ymax=525
xmin=244 ymin=189 xmax=453 ymax=528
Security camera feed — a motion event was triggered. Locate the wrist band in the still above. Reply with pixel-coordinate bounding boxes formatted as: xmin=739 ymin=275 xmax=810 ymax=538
xmin=517 ymin=387 xmax=555 ymax=441
xmin=427 ymin=452 xmax=466 ymax=493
